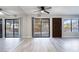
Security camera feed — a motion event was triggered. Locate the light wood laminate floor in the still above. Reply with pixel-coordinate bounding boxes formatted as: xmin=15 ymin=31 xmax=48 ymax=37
xmin=13 ymin=38 xmax=79 ymax=52
xmin=51 ymin=38 xmax=79 ymax=52
xmin=0 ymin=38 xmax=79 ymax=52
xmin=13 ymin=38 xmax=56 ymax=52
xmin=0 ymin=38 xmax=22 ymax=52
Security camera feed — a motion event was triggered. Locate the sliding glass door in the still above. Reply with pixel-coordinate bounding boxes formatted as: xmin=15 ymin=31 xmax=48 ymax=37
xmin=5 ymin=19 xmax=20 ymax=38
xmin=32 ymin=18 xmax=50 ymax=38
xmin=13 ymin=20 xmax=19 ymax=38
xmin=41 ymin=18 xmax=50 ymax=37
xmin=0 ymin=19 xmax=2 ymax=38
xmin=33 ymin=18 xmax=41 ymax=37
xmin=5 ymin=19 xmax=13 ymax=38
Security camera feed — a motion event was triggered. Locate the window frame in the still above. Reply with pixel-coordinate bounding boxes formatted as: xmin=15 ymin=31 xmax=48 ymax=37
xmin=64 ymin=18 xmax=79 ymax=32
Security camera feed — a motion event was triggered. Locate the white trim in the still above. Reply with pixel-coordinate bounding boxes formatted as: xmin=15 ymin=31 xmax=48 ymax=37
xmin=2 ymin=18 xmax=5 ymax=38
xmin=19 ymin=17 xmax=22 ymax=38
xmin=63 ymin=36 xmax=79 ymax=37
xmin=21 ymin=35 xmax=32 ymax=39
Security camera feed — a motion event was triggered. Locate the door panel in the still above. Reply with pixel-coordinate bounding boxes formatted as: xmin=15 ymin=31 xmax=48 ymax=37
xmin=41 ymin=18 xmax=50 ymax=37
xmin=52 ymin=18 xmax=62 ymax=38
xmin=0 ymin=19 xmax=2 ymax=38
xmin=5 ymin=19 xmax=13 ymax=38
xmin=13 ymin=20 xmax=19 ymax=38
xmin=33 ymin=18 xmax=41 ymax=37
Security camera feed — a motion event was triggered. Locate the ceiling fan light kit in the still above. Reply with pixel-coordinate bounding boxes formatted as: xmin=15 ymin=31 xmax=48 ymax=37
xmin=41 ymin=10 xmax=44 ymax=13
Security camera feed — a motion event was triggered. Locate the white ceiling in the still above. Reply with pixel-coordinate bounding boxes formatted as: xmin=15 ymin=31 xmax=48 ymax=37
xmin=0 ymin=6 xmax=26 ymax=16
xmin=20 ymin=6 xmax=79 ymax=15
xmin=1 ymin=6 xmax=79 ymax=16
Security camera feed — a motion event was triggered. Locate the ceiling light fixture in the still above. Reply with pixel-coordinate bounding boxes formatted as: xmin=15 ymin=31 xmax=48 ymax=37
xmin=41 ymin=10 xmax=44 ymax=13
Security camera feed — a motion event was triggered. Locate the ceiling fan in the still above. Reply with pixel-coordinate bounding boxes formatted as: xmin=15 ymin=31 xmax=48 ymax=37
xmin=34 ymin=6 xmax=52 ymax=14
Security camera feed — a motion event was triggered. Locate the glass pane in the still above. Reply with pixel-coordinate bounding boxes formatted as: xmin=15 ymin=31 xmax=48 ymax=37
xmin=33 ymin=18 xmax=50 ymax=37
xmin=6 ymin=19 xmax=13 ymax=38
xmin=34 ymin=18 xmax=41 ymax=37
xmin=72 ymin=19 xmax=78 ymax=32
xmin=0 ymin=19 xmax=2 ymax=38
xmin=14 ymin=19 xmax=19 ymax=37
xmin=64 ymin=19 xmax=71 ymax=32
xmin=41 ymin=18 xmax=49 ymax=37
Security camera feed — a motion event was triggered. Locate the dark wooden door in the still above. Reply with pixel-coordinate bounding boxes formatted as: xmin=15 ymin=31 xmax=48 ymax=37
xmin=52 ymin=18 xmax=62 ymax=38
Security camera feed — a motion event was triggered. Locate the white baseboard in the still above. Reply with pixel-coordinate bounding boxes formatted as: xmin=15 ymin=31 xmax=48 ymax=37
xmin=63 ymin=36 xmax=79 ymax=38
xmin=21 ymin=35 xmax=32 ymax=39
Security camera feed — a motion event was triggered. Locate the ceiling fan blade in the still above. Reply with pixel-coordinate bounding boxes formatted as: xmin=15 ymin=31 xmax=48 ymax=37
xmin=37 ymin=6 xmax=43 ymax=9
xmin=33 ymin=10 xmax=41 ymax=12
xmin=44 ymin=10 xmax=49 ymax=14
xmin=45 ymin=7 xmax=52 ymax=9
xmin=1 ymin=11 xmax=10 ymax=16
xmin=2 ymin=10 xmax=17 ymax=16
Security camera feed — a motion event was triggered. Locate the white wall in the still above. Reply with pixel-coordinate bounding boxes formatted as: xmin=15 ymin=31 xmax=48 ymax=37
xmin=20 ymin=15 xmax=28 ymax=39
xmin=20 ymin=15 xmax=32 ymax=39
xmin=21 ymin=14 xmax=79 ymax=38
xmin=25 ymin=15 xmax=32 ymax=38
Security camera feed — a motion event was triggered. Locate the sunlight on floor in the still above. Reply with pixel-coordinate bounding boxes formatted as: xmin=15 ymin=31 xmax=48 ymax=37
xmin=63 ymin=39 xmax=79 ymax=51
xmin=51 ymin=38 xmax=79 ymax=52
xmin=0 ymin=38 xmax=21 ymax=52
xmin=13 ymin=38 xmax=56 ymax=52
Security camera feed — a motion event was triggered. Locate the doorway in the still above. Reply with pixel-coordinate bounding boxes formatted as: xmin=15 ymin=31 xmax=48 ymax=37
xmin=52 ymin=18 xmax=62 ymax=38
xmin=32 ymin=18 xmax=50 ymax=38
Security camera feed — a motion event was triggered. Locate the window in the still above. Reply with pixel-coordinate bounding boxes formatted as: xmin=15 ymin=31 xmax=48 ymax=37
xmin=64 ymin=19 xmax=71 ymax=32
xmin=72 ymin=19 xmax=78 ymax=32
xmin=64 ymin=18 xmax=79 ymax=32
